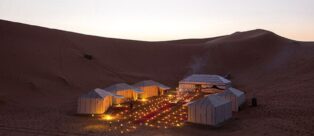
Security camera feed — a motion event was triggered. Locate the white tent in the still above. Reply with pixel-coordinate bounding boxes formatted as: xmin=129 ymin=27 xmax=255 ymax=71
xmin=179 ymin=74 xmax=231 ymax=92
xmin=187 ymin=95 xmax=232 ymax=126
xmin=217 ymin=87 xmax=245 ymax=112
xmin=104 ymin=83 xmax=143 ymax=104
xmin=133 ymin=80 xmax=170 ymax=99
xmin=77 ymin=88 xmax=123 ymax=114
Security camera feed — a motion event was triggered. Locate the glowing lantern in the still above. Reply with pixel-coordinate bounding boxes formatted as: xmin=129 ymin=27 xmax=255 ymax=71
xmin=138 ymin=98 xmax=148 ymax=102
xmin=102 ymin=115 xmax=114 ymax=121
xmin=115 ymin=104 xmax=123 ymax=107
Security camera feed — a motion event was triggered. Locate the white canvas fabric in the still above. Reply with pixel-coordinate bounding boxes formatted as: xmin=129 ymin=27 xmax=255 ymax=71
xmin=133 ymin=80 xmax=170 ymax=98
xmin=217 ymin=87 xmax=245 ymax=112
xmin=77 ymin=88 xmax=123 ymax=114
xmin=187 ymin=95 xmax=232 ymax=126
xmin=104 ymin=83 xmax=143 ymax=104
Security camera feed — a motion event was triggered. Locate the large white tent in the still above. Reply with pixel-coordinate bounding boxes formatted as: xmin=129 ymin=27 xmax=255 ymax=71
xmin=77 ymin=88 xmax=123 ymax=114
xmin=187 ymin=95 xmax=232 ymax=126
xmin=217 ymin=87 xmax=245 ymax=112
xmin=104 ymin=83 xmax=143 ymax=104
xmin=179 ymin=74 xmax=231 ymax=93
xmin=133 ymin=80 xmax=170 ymax=99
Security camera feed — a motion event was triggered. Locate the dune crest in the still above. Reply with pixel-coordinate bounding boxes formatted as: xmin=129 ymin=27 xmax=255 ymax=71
xmin=0 ymin=19 xmax=314 ymax=136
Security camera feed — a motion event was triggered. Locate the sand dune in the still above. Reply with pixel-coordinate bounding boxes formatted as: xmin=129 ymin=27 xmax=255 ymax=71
xmin=0 ymin=19 xmax=314 ymax=136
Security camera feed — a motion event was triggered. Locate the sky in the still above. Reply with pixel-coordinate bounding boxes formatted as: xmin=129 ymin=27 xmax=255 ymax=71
xmin=0 ymin=0 xmax=313 ymax=41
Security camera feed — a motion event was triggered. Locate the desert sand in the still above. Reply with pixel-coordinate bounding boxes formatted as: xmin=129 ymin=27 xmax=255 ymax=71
xmin=0 ymin=19 xmax=314 ymax=136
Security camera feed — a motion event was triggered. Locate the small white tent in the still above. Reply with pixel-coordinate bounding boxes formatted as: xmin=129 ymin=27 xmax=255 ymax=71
xmin=179 ymin=74 xmax=231 ymax=92
xmin=217 ymin=87 xmax=245 ymax=112
xmin=77 ymin=88 xmax=123 ymax=114
xmin=187 ymin=95 xmax=232 ymax=126
xmin=133 ymin=80 xmax=170 ymax=99
xmin=104 ymin=83 xmax=143 ymax=104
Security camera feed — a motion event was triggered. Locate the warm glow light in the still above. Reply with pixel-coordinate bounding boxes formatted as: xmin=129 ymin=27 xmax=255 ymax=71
xmin=138 ymin=98 xmax=148 ymax=102
xmin=115 ymin=104 xmax=122 ymax=107
xmin=87 ymin=94 xmax=193 ymax=132
xmin=102 ymin=115 xmax=114 ymax=121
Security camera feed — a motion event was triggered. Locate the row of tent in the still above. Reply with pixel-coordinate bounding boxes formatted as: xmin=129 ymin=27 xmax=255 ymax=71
xmin=179 ymin=74 xmax=246 ymax=126
xmin=77 ymin=80 xmax=170 ymax=114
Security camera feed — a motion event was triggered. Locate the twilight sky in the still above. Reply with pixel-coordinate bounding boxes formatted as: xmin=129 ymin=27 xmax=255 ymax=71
xmin=0 ymin=0 xmax=313 ymax=41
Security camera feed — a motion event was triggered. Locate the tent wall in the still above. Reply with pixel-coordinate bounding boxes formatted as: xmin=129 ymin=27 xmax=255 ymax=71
xmin=187 ymin=100 xmax=232 ymax=126
xmin=138 ymin=86 xmax=159 ymax=99
xmin=199 ymin=100 xmax=207 ymax=124
xmin=103 ymin=96 xmax=111 ymax=112
xmin=195 ymin=101 xmax=202 ymax=123
xmin=110 ymin=89 xmax=143 ymax=104
xmin=188 ymin=102 xmax=196 ymax=123
xmin=77 ymin=97 xmax=111 ymax=114
xmin=215 ymin=105 xmax=224 ymax=125
xmin=219 ymin=91 xmax=245 ymax=112
xmin=231 ymin=96 xmax=238 ymax=112
xmin=206 ymin=104 xmax=212 ymax=125
xmin=113 ymin=89 xmax=135 ymax=104
xmin=220 ymin=95 xmax=238 ymax=111
xmin=225 ymin=102 xmax=232 ymax=120
xmin=213 ymin=102 xmax=232 ymax=125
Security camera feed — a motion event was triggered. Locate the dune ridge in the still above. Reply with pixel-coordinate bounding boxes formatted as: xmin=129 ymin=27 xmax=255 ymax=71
xmin=0 ymin=19 xmax=314 ymax=136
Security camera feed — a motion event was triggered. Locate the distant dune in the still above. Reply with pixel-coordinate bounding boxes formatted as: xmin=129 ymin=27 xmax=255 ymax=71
xmin=0 ymin=19 xmax=314 ymax=136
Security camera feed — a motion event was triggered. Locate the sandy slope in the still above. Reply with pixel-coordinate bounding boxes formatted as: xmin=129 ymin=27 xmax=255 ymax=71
xmin=0 ymin=20 xmax=314 ymax=136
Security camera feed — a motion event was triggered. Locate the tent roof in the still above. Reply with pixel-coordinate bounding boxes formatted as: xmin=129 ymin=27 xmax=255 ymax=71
xmin=211 ymin=85 xmax=225 ymax=90
xmin=227 ymin=87 xmax=244 ymax=96
xmin=104 ymin=83 xmax=143 ymax=93
xmin=179 ymin=74 xmax=231 ymax=85
xmin=188 ymin=95 xmax=230 ymax=107
xmin=216 ymin=87 xmax=244 ymax=97
xmin=133 ymin=80 xmax=170 ymax=90
xmin=81 ymin=89 xmax=103 ymax=98
xmin=81 ymin=88 xmax=124 ymax=99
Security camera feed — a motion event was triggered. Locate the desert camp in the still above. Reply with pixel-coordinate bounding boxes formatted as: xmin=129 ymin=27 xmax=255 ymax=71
xmin=75 ymin=74 xmax=246 ymax=132
xmin=1 ymin=3 xmax=313 ymax=134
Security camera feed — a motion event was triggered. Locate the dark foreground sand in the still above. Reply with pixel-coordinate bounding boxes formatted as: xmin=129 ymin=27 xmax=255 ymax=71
xmin=0 ymin=20 xmax=314 ymax=136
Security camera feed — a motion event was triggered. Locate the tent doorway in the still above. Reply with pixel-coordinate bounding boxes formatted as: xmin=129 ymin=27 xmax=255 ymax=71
xmin=194 ymin=84 xmax=202 ymax=92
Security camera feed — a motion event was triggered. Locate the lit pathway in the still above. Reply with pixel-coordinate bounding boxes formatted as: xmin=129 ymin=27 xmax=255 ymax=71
xmin=94 ymin=92 xmax=201 ymax=134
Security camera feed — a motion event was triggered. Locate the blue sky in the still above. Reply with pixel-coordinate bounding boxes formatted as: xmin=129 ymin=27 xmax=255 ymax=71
xmin=0 ymin=0 xmax=313 ymax=41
